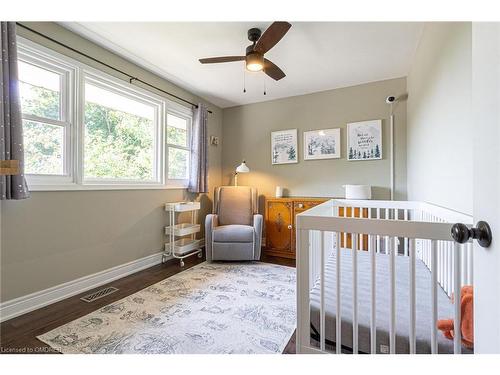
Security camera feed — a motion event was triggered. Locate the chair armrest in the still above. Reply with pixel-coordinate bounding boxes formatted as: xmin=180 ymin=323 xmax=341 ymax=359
xmin=253 ymin=214 xmax=263 ymax=260
xmin=205 ymin=214 xmax=218 ymax=262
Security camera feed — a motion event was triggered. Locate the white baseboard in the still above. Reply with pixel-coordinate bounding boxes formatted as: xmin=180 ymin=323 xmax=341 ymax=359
xmin=0 ymin=251 xmax=169 ymax=323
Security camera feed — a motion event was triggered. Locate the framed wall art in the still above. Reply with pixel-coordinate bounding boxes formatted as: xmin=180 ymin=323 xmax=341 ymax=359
xmin=303 ymin=128 xmax=341 ymax=160
xmin=347 ymin=119 xmax=382 ymax=161
xmin=271 ymin=129 xmax=298 ymax=165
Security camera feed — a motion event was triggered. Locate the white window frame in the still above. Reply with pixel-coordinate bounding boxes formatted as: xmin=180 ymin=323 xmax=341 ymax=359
xmin=80 ymin=70 xmax=165 ymax=187
xmin=17 ymin=37 xmax=193 ymax=191
xmin=17 ymin=40 xmax=76 ymax=187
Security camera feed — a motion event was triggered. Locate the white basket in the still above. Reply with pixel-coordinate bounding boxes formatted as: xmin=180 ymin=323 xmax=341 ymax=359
xmin=164 ymin=238 xmax=201 ymax=255
xmin=165 ymin=201 xmax=201 ymax=212
xmin=343 ymin=184 xmax=372 ymax=200
xmin=165 ymin=223 xmax=201 ymax=237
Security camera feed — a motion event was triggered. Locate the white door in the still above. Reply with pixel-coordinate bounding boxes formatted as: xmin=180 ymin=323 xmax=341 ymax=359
xmin=472 ymin=22 xmax=500 ymax=353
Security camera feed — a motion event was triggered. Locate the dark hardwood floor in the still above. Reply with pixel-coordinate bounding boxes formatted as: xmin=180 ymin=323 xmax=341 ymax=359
xmin=0 ymin=252 xmax=297 ymax=354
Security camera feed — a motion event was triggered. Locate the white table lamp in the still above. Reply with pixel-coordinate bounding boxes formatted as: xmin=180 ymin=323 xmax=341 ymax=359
xmin=234 ymin=160 xmax=250 ymax=186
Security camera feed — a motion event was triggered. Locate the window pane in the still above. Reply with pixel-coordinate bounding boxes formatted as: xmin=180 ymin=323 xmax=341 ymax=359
xmin=18 ymin=61 xmax=61 ymax=120
xmin=168 ymin=148 xmax=189 ymax=180
xmin=167 ymin=113 xmax=187 ymax=147
xmin=23 ymin=120 xmax=64 ymax=175
xmin=84 ymin=83 xmax=156 ymax=181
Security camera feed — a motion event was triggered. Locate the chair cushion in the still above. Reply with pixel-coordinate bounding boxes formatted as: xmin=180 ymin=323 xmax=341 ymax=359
xmin=212 ymin=225 xmax=254 ymax=243
xmin=211 ymin=242 xmax=255 ymax=261
xmin=216 ymin=186 xmax=255 ymax=226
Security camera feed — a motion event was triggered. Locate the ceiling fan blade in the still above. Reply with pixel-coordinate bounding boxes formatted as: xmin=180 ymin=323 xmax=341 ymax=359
xmin=264 ymin=59 xmax=286 ymax=81
xmin=199 ymin=56 xmax=245 ymax=64
xmin=254 ymin=22 xmax=291 ymax=54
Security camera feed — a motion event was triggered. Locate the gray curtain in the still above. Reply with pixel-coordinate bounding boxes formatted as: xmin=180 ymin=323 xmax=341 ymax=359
xmin=188 ymin=103 xmax=208 ymax=193
xmin=0 ymin=22 xmax=29 ymax=200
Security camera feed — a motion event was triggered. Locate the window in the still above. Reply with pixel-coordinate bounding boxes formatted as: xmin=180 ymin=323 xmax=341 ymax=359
xmin=83 ymin=78 xmax=159 ymax=183
xmin=17 ymin=38 xmax=193 ymax=190
xmin=167 ymin=113 xmax=190 ymax=181
xmin=23 ymin=120 xmax=64 ymax=175
xmin=18 ymin=56 xmax=72 ymax=180
xmin=19 ymin=60 xmax=62 ymax=120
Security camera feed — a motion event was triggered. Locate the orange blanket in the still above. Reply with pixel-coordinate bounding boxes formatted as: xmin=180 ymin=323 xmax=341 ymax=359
xmin=437 ymin=285 xmax=473 ymax=349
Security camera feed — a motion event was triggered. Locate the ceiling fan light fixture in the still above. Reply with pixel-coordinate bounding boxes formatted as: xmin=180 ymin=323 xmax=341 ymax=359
xmin=246 ymin=52 xmax=264 ymax=72
xmin=198 ymin=22 xmax=290 ymax=81
xmin=246 ymin=62 xmax=263 ymax=72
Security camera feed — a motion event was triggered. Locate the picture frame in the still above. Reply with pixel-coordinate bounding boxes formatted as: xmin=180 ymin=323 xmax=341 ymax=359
xmin=271 ymin=129 xmax=298 ymax=165
xmin=303 ymin=128 xmax=341 ymax=160
xmin=347 ymin=119 xmax=382 ymax=161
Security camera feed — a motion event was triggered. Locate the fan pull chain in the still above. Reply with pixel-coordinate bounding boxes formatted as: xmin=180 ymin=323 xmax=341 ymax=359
xmin=263 ymin=74 xmax=267 ymax=96
xmin=243 ymin=66 xmax=247 ymax=93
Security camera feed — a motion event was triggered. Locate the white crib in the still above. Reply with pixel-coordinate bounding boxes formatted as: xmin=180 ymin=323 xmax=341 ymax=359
xmin=296 ymin=199 xmax=473 ymax=354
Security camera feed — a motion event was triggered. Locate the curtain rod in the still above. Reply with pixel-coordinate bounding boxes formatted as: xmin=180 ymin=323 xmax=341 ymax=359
xmin=15 ymin=22 xmax=213 ymax=114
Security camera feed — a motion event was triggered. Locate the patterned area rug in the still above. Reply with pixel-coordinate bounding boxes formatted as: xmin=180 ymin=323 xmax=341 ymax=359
xmin=37 ymin=262 xmax=296 ymax=354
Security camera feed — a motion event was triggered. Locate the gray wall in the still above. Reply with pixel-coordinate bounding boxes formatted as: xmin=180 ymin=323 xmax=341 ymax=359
xmin=222 ymin=77 xmax=408 ymax=207
xmin=407 ymin=22 xmax=472 ymax=215
xmin=0 ymin=22 xmax=223 ymax=302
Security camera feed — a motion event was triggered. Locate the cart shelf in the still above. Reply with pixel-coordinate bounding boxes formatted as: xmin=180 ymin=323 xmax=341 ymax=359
xmin=165 ymin=201 xmax=201 ymax=212
xmin=164 ymin=223 xmax=201 ymax=237
xmin=164 ymin=238 xmax=202 ymax=255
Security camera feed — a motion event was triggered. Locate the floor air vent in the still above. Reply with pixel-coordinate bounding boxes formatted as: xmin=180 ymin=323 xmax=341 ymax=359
xmin=80 ymin=287 xmax=119 ymax=303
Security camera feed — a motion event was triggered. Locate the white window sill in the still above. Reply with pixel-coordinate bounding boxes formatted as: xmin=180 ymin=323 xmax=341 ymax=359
xmin=27 ymin=183 xmax=189 ymax=192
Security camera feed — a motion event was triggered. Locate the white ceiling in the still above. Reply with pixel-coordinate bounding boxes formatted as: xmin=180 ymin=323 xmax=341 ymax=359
xmin=62 ymin=22 xmax=424 ymax=108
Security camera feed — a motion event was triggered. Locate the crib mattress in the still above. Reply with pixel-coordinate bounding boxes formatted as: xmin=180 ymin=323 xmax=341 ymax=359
xmin=309 ymin=249 xmax=471 ymax=354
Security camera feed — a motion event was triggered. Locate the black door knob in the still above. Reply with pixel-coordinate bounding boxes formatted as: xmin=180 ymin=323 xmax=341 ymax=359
xmin=451 ymin=221 xmax=492 ymax=248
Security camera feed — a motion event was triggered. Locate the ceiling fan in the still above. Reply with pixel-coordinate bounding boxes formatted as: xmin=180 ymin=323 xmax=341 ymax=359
xmin=199 ymin=22 xmax=291 ymax=81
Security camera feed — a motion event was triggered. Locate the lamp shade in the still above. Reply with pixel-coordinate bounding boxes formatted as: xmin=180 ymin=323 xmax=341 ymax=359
xmin=235 ymin=160 xmax=250 ymax=173
xmin=246 ymin=52 xmax=264 ymax=72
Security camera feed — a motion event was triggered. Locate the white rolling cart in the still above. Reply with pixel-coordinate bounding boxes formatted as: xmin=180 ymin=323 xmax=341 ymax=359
xmin=164 ymin=201 xmax=203 ymax=267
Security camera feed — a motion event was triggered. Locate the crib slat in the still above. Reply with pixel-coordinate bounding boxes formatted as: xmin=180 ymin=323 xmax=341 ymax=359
xmin=320 ymin=231 xmax=326 ymax=352
xmin=376 ymin=208 xmax=381 ymax=254
xmin=389 ymin=236 xmax=396 ymax=354
xmin=409 ymin=238 xmax=416 ymax=353
xmin=461 ymin=242 xmax=466 ymax=289
xmin=446 ymin=242 xmax=451 ymax=295
xmin=441 ymin=241 xmax=447 ymax=291
xmin=445 ymin=241 xmax=453 ymax=296
xmin=404 ymin=210 xmax=409 ymax=256
xmin=454 ymin=243 xmax=462 ymax=354
xmin=451 ymin=242 xmax=455 ymax=295
xmin=427 ymin=239 xmax=430 ymax=268
xmin=336 ymin=231 xmax=342 ymax=354
xmin=352 ymin=233 xmax=359 ymax=354
xmin=351 ymin=207 xmax=356 ymax=251
xmin=443 ymin=242 xmax=447 ymax=294
xmin=425 ymin=238 xmax=428 ymax=268
xmin=431 ymin=240 xmax=438 ymax=354
xmin=450 ymin=242 xmax=454 ymax=296
xmin=438 ymin=240 xmax=443 ymax=289
xmin=467 ymin=242 xmax=473 ymax=285
xmin=369 ymin=234 xmax=376 ymax=354
xmin=296 ymin=229 xmax=311 ymax=352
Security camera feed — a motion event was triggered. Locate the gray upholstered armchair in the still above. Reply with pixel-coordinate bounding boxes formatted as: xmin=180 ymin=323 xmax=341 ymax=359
xmin=205 ymin=186 xmax=263 ymax=261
